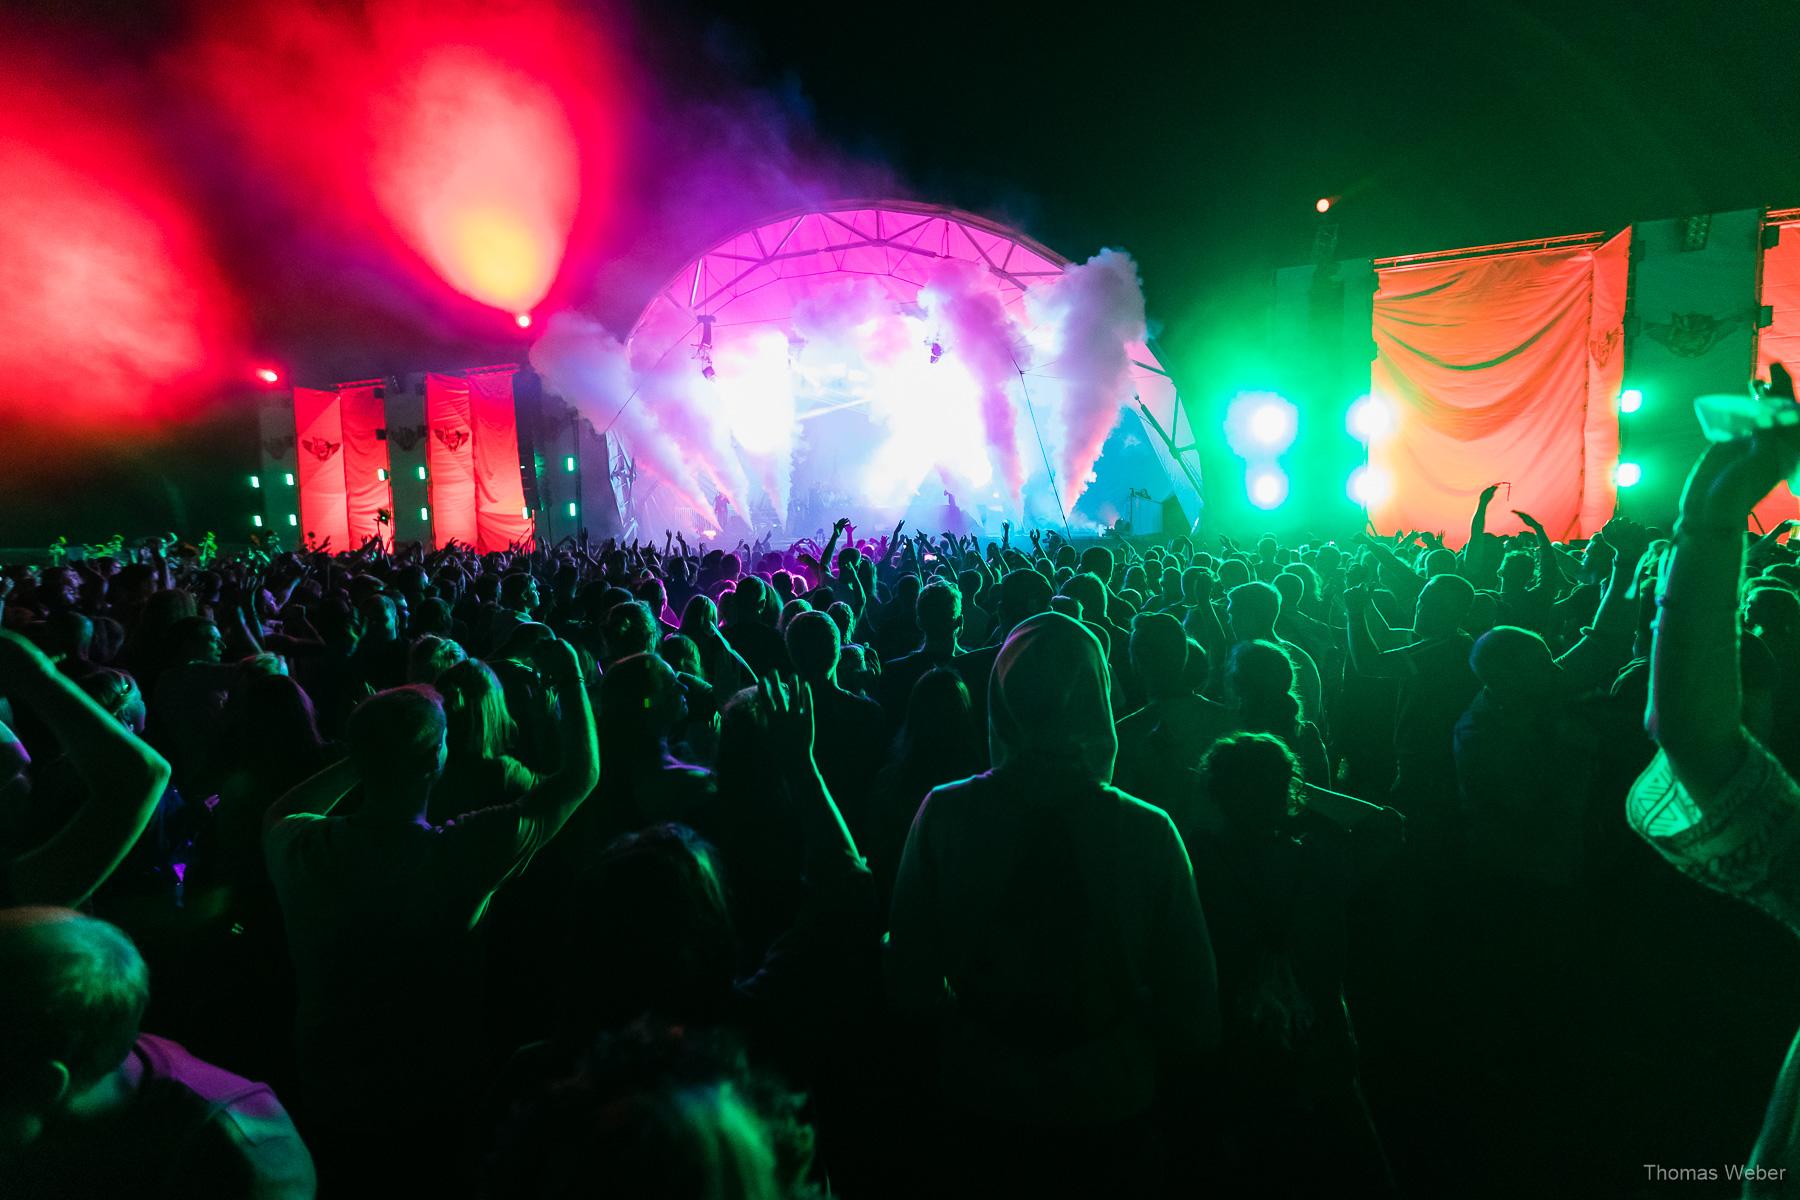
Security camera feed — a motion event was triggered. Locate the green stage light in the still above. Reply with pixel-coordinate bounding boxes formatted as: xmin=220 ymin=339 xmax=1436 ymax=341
xmin=567 ymin=501 xmax=578 ymax=518
xmin=377 ymin=468 xmax=388 ymax=481
xmin=1227 ymin=392 xmax=1298 ymax=456
xmin=284 ymin=473 xmax=295 ymax=486
xmin=565 ymin=455 xmax=576 ymax=472
xmin=1619 ymin=388 xmax=1643 ymax=414
xmin=252 ymin=514 xmax=263 ymax=528
xmin=1347 ymin=395 xmax=1393 ymax=440
xmin=1347 ymin=465 xmax=1390 ymax=506
xmin=419 ymin=506 xmax=430 ymax=521
xmin=416 ymin=465 xmax=428 ymax=481
xmin=1615 ymin=461 xmax=1643 ymax=487
xmin=249 ymin=474 xmax=260 ymax=490
xmin=287 ymin=513 xmax=298 ymax=526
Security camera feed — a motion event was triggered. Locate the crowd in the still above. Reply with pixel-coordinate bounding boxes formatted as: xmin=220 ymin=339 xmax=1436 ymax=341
xmin=5 ymin=409 xmax=1800 ymax=1197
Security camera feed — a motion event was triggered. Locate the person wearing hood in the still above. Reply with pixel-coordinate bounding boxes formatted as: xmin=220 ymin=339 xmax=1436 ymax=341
xmin=884 ymin=611 xmax=1219 ymax=1196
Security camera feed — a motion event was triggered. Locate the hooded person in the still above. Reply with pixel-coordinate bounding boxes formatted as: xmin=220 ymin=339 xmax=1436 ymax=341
xmin=884 ymin=611 xmax=1219 ymax=1195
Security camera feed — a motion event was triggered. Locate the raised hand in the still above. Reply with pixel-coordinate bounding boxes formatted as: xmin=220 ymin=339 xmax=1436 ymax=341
xmin=1512 ymin=510 xmax=1546 ymax=533
xmin=1598 ymin=515 xmax=1650 ymax=565
xmin=760 ymin=672 xmax=815 ymax=764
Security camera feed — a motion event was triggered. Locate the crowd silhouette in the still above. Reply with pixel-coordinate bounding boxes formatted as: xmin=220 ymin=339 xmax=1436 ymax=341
xmin=6 ymin=397 xmax=1800 ymax=1197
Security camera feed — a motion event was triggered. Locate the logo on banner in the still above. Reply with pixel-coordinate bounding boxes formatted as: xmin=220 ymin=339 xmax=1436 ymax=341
xmin=433 ymin=426 xmax=470 ymax=452
xmin=300 ymin=437 xmax=340 ymax=461
xmin=1644 ymin=312 xmax=1740 ymax=358
xmin=389 ymin=424 xmax=427 ymax=453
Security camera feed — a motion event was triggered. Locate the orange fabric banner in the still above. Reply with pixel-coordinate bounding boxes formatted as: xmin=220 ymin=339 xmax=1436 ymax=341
xmin=1371 ymin=233 xmax=1629 ymax=544
xmin=339 ymin=382 xmax=393 ymax=550
xmin=1753 ymin=218 xmax=1800 ymax=532
xmin=425 ymin=373 xmax=479 ymax=549
xmin=468 ymin=368 xmax=533 ymax=552
xmin=292 ymin=386 xmax=349 ymax=552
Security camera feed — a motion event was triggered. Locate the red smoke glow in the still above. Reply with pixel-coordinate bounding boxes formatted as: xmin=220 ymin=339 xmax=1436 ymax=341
xmin=187 ymin=0 xmax=625 ymax=316
xmin=0 ymin=60 xmax=234 ymax=429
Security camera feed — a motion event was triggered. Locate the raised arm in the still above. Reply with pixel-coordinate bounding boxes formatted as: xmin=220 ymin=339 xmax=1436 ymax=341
xmin=264 ymin=757 xmax=360 ymax=830
xmin=1 ymin=629 xmax=170 ymax=906
xmin=1344 ymin=585 xmax=1409 ymax=679
xmin=1514 ymin=510 xmax=1569 ymax=590
xmin=1647 ymin=438 xmax=1787 ymax=802
xmin=516 ymin=638 xmax=601 ymax=830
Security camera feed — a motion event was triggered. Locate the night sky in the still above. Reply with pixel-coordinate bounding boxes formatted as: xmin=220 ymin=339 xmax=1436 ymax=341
xmin=6 ymin=0 xmax=1800 ymax=542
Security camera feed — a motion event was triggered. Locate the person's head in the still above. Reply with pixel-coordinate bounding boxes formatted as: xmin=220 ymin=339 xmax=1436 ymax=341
xmin=41 ymin=611 xmax=93 ymax=663
xmin=1130 ymin=611 xmax=1189 ymax=701
xmin=167 ymin=615 xmax=224 ymax=665
xmin=0 ymin=908 xmax=150 ymax=1151
xmin=436 ymin=659 xmax=515 ymax=762
xmin=1746 ymin=584 xmax=1800 ymax=641
xmin=566 ymin=826 xmax=735 ymax=1030
xmin=1271 ymin=572 xmax=1304 ymax=613
xmin=896 ymin=667 xmax=980 ymax=768
xmin=915 ymin=580 xmax=963 ymax=645
xmin=37 ymin=567 xmax=81 ymax=613
xmin=1499 ymin=550 xmax=1535 ymax=589
xmin=408 ymin=633 xmax=466 ymax=683
xmin=1224 ymin=640 xmax=1300 ymax=735
xmin=731 ymin=576 xmax=778 ymax=628
xmin=777 ymin=598 xmax=812 ymax=633
xmin=989 ymin=611 xmax=1115 ymax=783
xmin=998 ymin=569 xmax=1053 ymax=628
xmin=71 ymin=667 xmax=145 ymax=735
xmin=600 ymin=653 xmax=688 ymax=753
xmin=680 ymin=594 xmax=721 ymax=642
xmin=1159 ymin=567 xmax=1183 ymax=602
xmin=604 ymin=601 xmax=660 ymax=663
xmin=1226 ymin=581 xmax=1280 ymax=642
xmin=347 ymin=686 xmax=447 ymax=801
xmin=1180 ymin=566 xmax=1208 ymax=605
xmin=1061 ymin=572 xmax=1107 ymax=626
xmin=824 ymin=601 xmax=854 ymax=644
xmin=1257 ymin=534 xmax=1279 ymax=562
xmin=1469 ymin=625 xmax=1562 ymax=703
xmin=501 ymin=573 xmax=541 ymax=613
xmin=784 ymin=610 xmax=840 ymax=684
xmin=636 ymin=577 xmax=670 ymax=617
xmin=1078 ymin=545 xmax=1114 ymax=584
xmin=1217 ymin=557 xmax=1250 ymax=591
xmin=1200 ymin=733 xmax=1301 ymax=835
xmin=1413 ymin=572 xmax=1476 ymax=637
xmin=1422 ymin=548 xmax=1459 ymax=578
xmin=358 ymin=594 xmax=399 ymax=644
xmin=658 ymin=633 xmax=703 ymax=680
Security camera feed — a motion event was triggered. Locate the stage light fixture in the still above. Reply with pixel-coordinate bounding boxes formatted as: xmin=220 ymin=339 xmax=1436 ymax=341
xmin=249 ymin=475 xmax=260 ymax=489
xmin=565 ymin=455 xmax=576 ymax=472
xmin=417 ymin=465 xmax=428 ymax=481
xmin=567 ymin=501 xmax=578 ymax=518
xmin=1347 ymin=465 xmax=1390 ymax=506
xmin=252 ymin=514 xmax=263 ymax=528
xmin=1615 ymin=461 xmax=1642 ymax=488
xmin=376 ymin=468 xmax=388 ymax=481
xmin=515 ymin=313 xmax=533 ymax=329
xmin=1346 ymin=395 xmax=1392 ymax=440
xmin=1619 ymin=388 xmax=1643 ymax=414
xmin=284 ymin=473 xmax=295 ymax=486
xmin=287 ymin=513 xmax=298 ymax=526
xmin=1315 ymin=198 xmax=1332 ymax=214
xmin=1227 ymin=392 xmax=1298 ymax=456
xmin=1248 ymin=466 xmax=1288 ymax=510
xmin=419 ymin=506 xmax=430 ymax=521
xmin=255 ymin=367 xmax=281 ymax=384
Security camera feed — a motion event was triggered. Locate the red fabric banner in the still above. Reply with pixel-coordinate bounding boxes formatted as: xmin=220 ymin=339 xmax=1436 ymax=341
xmin=425 ymin=373 xmax=480 ymax=550
xmin=468 ymin=368 xmax=534 ymax=552
xmin=339 ymin=382 xmax=393 ymax=550
xmin=1370 ymin=233 xmax=1629 ymax=544
xmin=292 ymin=386 xmax=350 ymax=552
xmin=1753 ymin=219 xmax=1800 ymax=532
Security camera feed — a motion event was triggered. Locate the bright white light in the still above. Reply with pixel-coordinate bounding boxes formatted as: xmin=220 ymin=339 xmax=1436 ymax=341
xmin=1227 ymin=392 xmax=1298 ymax=456
xmin=514 ymin=313 xmax=533 ymax=329
xmin=1347 ymin=394 xmax=1393 ymax=440
xmin=1248 ymin=466 xmax=1288 ymax=509
xmin=1347 ymin=465 xmax=1390 ymax=506
xmin=1619 ymin=388 xmax=1643 ymax=414
xmin=1615 ymin=461 xmax=1642 ymax=487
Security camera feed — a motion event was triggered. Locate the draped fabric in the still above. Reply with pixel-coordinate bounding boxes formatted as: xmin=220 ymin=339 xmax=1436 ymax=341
xmin=339 ymin=382 xmax=393 ymax=550
xmin=468 ymin=368 xmax=534 ymax=551
xmin=292 ymin=386 xmax=349 ymax=552
xmin=1753 ymin=218 xmax=1800 ymax=531
xmin=1370 ymin=232 xmax=1629 ymax=544
xmin=425 ymin=373 xmax=480 ymax=549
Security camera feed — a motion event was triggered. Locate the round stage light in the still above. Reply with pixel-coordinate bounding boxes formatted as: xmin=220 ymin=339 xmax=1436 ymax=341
xmin=1228 ymin=393 xmax=1299 ymax=456
xmin=1619 ymin=388 xmax=1643 ymax=414
xmin=1615 ymin=461 xmax=1643 ymax=488
xmin=1347 ymin=465 xmax=1390 ymax=506
xmin=515 ymin=313 xmax=533 ymax=329
xmin=1248 ymin=466 xmax=1288 ymax=510
xmin=1315 ymin=198 xmax=1332 ymax=214
xmin=255 ymin=367 xmax=281 ymax=384
xmin=1346 ymin=394 xmax=1392 ymax=440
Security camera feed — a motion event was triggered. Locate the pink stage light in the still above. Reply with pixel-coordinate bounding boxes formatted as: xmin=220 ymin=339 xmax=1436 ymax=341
xmin=256 ymin=367 xmax=281 ymax=384
xmin=515 ymin=312 xmax=533 ymax=329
